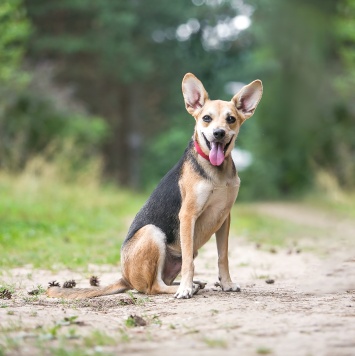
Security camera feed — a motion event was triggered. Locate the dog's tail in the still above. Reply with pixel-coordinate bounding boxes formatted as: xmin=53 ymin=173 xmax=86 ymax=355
xmin=46 ymin=278 xmax=130 ymax=299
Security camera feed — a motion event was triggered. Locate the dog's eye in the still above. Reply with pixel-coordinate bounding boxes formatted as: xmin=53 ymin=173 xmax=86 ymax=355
xmin=202 ymin=115 xmax=212 ymax=123
xmin=226 ymin=116 xmax=236 ymax=124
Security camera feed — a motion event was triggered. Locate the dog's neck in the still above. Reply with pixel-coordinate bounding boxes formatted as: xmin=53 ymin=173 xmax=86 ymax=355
xmin=194 ymin=140 xmax=210 ymax=161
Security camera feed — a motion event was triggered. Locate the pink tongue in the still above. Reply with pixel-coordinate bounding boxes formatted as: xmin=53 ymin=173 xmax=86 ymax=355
xmin=209 ymin=142 xmax=225 ymax=166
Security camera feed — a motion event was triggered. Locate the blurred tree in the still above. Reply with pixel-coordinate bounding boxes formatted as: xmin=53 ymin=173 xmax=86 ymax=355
xmin=0 ymin=1 xmax=108 ymax=173
xmin=332 ymin=0 xmax=355 ymax=189
xmin=10 ymin=0 xmax=354 ymax=196
xmin=238 ymin=0 xmax=355 ymax=198
xmin=24 ymin=0 xmax=248 ymax=187
xmin=0 ymin=0 xmax=30 ymax=85
xmin=0 ymin=0 xmax=31 ymax=169
xmin=1 ymin=87 xmax=108 ymax=171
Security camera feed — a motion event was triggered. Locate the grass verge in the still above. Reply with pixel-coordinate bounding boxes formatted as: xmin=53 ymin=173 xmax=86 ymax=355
xmin=0 ymin=173 xmax=144 ymax=269
xmin=231 ymin=204 xmax=317 ymax=247
xmin=2 ymin=171 xmax=351 ymax=270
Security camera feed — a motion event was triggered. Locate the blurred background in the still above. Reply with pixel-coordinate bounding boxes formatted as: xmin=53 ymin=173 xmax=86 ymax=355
xmin=1 ymin=4 xmax=355 ymax=353
xmin=1 ymin=0 xmax=354 ymax=198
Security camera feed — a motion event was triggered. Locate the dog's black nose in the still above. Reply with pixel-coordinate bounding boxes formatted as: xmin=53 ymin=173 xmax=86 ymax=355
xmin=213 ymin=129 xmax=226 ymax=140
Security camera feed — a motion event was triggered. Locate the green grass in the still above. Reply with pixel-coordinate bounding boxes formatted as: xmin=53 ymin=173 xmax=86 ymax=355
xmin=0 ymin=173 xmax=145 ymax=269
xmin=83 ymin=330 xmax=116 ymax=347
xmin=2 ymin=171 xmax=351 ymax=270
xmin=231 ymin=204 xmax=311 ymax=246
xmin=256 ymin=346 xmax=273 ymax=354
xmin=203 ymin=337 xmax=227 ymax=348
xmin=1 ymin=171 xmax=297 ymax=270
xmin=304 ymin=193 xmax=355 ymax=219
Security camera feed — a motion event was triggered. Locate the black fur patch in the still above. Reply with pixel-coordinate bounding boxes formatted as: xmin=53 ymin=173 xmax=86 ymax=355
xmin=124 ymin=153 xmax=184 ymax=245
xmin=124 ymin=141 xmax=211 ymax=246
xmin=186 ymin=141 xmax=211 ymax=181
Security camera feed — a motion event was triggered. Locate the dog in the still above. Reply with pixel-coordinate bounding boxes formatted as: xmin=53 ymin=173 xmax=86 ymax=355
xmin=47 ymin=73 xmax=263 ymax=299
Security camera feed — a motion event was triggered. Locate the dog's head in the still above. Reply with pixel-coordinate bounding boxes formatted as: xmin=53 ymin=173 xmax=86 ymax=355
xmin=182 ymin=73 xmax=263 ymax=166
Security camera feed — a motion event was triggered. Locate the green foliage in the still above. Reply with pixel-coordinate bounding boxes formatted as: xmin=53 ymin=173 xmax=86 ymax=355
xmin=143 ymin=116 xmax=194 ymax=186
xmin=24 ymin=0 xmax=251 ymax=187
xmin=0 ymin=0 xmax=109 ymax=177
xmin=0 ymin=88 xmax=108 ymax=171
xmin=336 ymin=0 xmax=355 ymax=97
xmin=237 ymin=0 xmax=355 ymax=197
xmin=1 ymin=0 xmax=354 ymax=197
xmin=124 ymin=316 xmax=137 ymax=328
xmin=0 ymin=0 xmax=30 ymax=84
xmin=330 ymin=0 xmax=355 ymax=189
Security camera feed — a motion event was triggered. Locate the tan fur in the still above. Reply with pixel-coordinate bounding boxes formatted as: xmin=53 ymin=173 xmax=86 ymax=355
xmin=172 ymin=153 xmax=240 ymax=297
xmin=121 ymin=225 xmax=178 ymax=295
xmin=46 ymin=279 xmax=129 ymax=299
xmin=46 ymin=73 xmax=262 ymax=300
xmin=178 ymin=160 xmax=239 ymax=254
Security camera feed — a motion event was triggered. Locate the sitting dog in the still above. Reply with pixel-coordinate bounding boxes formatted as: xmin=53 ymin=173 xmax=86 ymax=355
xmin=47 ymin=73 xmax=263 ymax=299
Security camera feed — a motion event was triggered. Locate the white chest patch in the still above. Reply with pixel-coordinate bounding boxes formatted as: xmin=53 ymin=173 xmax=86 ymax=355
xmin=195 ymin=181 xmax=213 ymax=213
xmin=193 ymin=176 xmax=240 ymax=251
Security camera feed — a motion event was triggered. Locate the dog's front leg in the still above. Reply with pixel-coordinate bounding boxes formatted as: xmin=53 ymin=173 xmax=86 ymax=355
xmin=216 ymin=214 xmax=241 ymax=292
xmin=174 ymin=208 xmax=198 ymax=299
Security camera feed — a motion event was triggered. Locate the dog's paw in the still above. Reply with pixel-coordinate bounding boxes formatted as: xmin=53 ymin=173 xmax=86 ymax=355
xmin=174 ymin=283 xmax=200 ymax=299
xmin=174 ymin=286 xmax=193 ymax=299
xmin=220 ymin=282 xmax=241 ymax=292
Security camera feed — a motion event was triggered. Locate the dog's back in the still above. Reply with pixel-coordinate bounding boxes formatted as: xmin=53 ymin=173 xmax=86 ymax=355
xmin=124 ymin=151 xmax=184 ymax=246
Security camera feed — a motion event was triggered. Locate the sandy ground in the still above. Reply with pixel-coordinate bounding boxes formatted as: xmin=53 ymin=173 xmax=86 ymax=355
xmin=1 ymin=204 xmax=355 ymax=356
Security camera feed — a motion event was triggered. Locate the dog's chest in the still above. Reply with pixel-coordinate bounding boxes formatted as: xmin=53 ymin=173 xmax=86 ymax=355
xmin=193 ymin=177 xmax=240 ymax=250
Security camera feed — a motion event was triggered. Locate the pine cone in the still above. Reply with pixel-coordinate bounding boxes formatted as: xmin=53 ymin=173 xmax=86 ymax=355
xmin=0 ymin=288 xmax=12 ymax=299
xmin=89 ymin=275 xmax=100 ymax=287
xmin=63 ymin=280 xmax=76 ymax=288
xmin=48 ymin=281 xmax=60 ymax=288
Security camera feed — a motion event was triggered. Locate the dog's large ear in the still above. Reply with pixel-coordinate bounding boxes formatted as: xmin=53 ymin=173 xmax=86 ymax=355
xmin=182 ymin=73 xmax=209 ymax=116
xmin=232 ymin=80 xmax=263 ymax=120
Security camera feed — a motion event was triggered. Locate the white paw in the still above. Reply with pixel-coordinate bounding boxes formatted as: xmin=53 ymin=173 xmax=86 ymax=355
xmin=221 ymin=282 xmax=241 ymax=292
xmin=174 ymin=283 xmax=200 ymax=299
xmin=174 ymin=286 xmax=193 ymax=299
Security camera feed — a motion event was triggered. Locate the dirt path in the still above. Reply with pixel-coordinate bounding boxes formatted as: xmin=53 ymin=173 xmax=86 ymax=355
xmin=1 ymin=204 xmax=355 ymax=356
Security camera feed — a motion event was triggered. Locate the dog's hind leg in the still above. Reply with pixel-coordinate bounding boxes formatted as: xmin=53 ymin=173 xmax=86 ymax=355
xmin=47 ymin=224 xmax=177 ymax=299
xmin=122 ymin=224 xmax=179 ymax=295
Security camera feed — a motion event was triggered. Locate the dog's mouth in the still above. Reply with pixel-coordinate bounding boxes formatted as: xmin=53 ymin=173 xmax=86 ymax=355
xmin=202 ymin=134 xmax=234 ymax=166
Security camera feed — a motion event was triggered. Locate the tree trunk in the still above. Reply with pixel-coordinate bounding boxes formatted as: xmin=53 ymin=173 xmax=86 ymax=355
xmin=103 ymin=84 xmax=142 ymax=188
